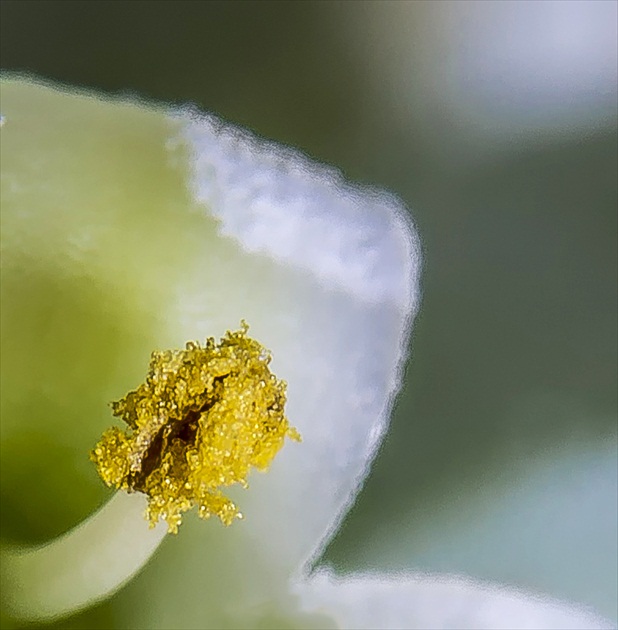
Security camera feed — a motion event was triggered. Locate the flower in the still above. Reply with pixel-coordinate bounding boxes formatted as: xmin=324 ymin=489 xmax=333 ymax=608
xmin=0 ymin=76 xmax=613 ymax=629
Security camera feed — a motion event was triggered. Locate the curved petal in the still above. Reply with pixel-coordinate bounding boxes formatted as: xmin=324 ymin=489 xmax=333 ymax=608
xmin=118 ymin=98 xmax=420 ymax=629
xmin=357 ymin=439 xmax=618 ymax=623
xmin=1 ymin=76 xmax=420 ymax=627
xmin=294 ymin=570 xmax=615 ymax=630
xmin=171 ymin=109 xmax=421 ymax=572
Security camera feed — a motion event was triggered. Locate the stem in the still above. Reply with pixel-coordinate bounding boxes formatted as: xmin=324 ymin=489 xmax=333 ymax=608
xmin=1 ymin=492 xmax=167 ymax=621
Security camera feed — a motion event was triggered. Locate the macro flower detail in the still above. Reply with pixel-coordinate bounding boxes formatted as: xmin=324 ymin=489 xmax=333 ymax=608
xmin=0 ymin=77 xmax=614 ymax=630
xmin=91 ymin=323 xmax=299 ymax=533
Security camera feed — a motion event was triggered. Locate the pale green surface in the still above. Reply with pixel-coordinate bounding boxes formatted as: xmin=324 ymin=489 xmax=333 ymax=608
xmin=0 ymin=79 xmax=204 ymax=545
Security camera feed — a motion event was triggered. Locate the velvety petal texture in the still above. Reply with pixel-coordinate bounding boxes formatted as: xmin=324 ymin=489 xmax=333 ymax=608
xmin=174 ymin=110 xmax=420 ymax=571
xmin=118 ymin=92 xmax=421 ymax=629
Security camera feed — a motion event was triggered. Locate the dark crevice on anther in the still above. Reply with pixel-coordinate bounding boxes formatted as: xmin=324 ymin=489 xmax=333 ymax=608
xmin=130 ymin=377 xmax=230 ymax=492
xmin=171 ymin=409 xmax=200 ymax=444
xmin=130 ymin=428 xmax=166 ymax=491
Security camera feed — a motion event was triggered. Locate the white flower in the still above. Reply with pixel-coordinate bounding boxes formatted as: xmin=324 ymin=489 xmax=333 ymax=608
xmin=0 ymin=76 xmax=613 ymax=630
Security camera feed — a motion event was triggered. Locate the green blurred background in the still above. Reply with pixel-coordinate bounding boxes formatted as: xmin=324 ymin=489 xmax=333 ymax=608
xmin=1 ymin=1 xmax=616 ymax=627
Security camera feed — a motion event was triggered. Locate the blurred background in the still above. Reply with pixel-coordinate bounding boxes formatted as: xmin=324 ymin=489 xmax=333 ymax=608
xmin=1 ymin=0 xmax=617 ymax=627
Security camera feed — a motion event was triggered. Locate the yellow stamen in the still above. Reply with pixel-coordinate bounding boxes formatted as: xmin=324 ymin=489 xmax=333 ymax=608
xmin=91 ymin=322 xmax=300 ymax=534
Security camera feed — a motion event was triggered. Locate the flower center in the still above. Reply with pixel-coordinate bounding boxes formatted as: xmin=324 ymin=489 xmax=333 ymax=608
xmin=91 ymin=323 xmax=300 ymax=533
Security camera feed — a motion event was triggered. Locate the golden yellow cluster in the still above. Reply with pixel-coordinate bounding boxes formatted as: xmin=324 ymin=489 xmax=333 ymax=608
xmin=91 ymin=323 xmax=300 ymax=534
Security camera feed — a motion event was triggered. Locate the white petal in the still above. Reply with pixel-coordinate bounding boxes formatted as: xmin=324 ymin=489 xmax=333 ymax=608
xmin=176 ymin=109 xmax=417 ymax=306
xmin=295 ymin=570 xmax=615 ymax=630
xmin=165 ymin=110 xmax=421 ymax=572
xmin=360 ymin=439 xmax=618 ymax=622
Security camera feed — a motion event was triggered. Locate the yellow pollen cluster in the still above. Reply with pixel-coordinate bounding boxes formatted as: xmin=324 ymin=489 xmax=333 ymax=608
xmin=91 ymin=323 xmax=300 ymax=534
